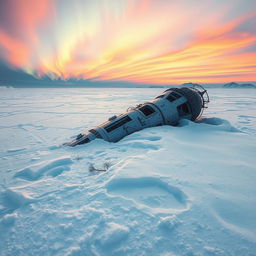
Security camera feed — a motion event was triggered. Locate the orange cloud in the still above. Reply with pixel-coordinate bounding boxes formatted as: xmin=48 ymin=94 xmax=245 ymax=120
xmin=0 ymin=0 xmax=255 ymax=84
xmin=0 ymin=29 xmax=29 ymax=67
xmin=0 ymin=0 xmax=53 ymax=69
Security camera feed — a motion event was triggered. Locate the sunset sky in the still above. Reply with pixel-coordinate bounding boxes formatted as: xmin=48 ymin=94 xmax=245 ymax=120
xmin=0 ymin=0 xmax=255 ymax=85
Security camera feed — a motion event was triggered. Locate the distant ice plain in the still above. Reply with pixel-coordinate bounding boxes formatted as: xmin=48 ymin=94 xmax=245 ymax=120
xmin=0 ymin=87 xmax=256 ymax=256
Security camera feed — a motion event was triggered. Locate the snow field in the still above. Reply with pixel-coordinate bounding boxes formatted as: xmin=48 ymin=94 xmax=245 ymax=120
xmin=0 ymin=88 xmax=256 ymax=256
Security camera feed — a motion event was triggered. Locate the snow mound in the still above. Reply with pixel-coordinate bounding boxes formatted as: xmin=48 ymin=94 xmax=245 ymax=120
xmin=158 ymin=215 xmax=181 ymax=232
xmin=1 ymin=212 xmax=18 ymax=226
xmin=184 ymin=117 xmax=240 ymax=132
xmin=0 ymin=188 xmax=35 ymax=215
xmin=96 ymin=222 xmax=130 ymax=249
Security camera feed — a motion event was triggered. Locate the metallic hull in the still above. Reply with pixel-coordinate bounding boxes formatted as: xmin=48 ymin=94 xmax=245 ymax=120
xmin=66 ymin=85 xmax=209 ymax=147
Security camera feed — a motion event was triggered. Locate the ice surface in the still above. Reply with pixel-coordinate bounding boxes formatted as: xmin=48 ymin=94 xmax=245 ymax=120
xmin=0 ymin=87 xmax=256 ymax=256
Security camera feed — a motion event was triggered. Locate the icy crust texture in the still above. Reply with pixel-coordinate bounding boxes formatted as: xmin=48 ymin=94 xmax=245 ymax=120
xmin=0 ymin=88 xmax=256 ymax=256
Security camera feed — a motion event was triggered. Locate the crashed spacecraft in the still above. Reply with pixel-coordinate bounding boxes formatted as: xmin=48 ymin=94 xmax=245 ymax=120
xmin=66 ymin=85 xmax=209 ymax=146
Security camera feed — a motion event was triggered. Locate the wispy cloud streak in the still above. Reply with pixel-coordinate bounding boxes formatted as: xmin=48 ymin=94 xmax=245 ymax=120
xmin=0 ymin=0 xmax=255 ymax=84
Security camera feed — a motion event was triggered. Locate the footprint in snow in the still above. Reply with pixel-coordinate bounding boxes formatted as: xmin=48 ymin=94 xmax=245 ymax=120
xmin=107 ymin=177 xmax=188 ymax=213
xmin=212 ymin=199 xmax=256 ymax=242
xmin=14 ymin=156 xmax=73 ymax=181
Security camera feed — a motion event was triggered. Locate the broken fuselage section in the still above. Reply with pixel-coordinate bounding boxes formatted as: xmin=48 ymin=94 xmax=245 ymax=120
xmin=66 ymin=85 xmax=209 ymax=146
